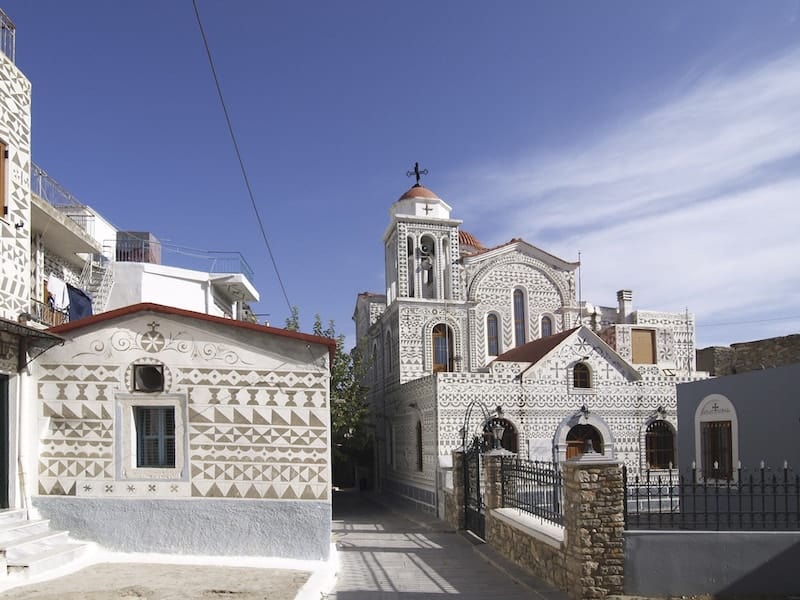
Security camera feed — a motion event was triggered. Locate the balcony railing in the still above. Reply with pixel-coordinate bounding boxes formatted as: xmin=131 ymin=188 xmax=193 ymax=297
xmin=106 ymin=239 xmax=254 ymax=282
xmin=31 ymin=162 xmax=96 ymax=236
xmin=29 ymin=298 xmax=69 ymax=327
xmin=0 ymin=9 xmax=15 ymax=63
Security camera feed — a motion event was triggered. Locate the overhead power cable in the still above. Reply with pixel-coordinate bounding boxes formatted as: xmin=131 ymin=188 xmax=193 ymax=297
xmin=192 ymin=0 xmax=293 ymax=315
xmin=697 ymin=315 xmax=800 ymax=328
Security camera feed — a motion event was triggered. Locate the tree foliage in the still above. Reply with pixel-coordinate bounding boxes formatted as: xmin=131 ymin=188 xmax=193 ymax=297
xmin=285 ymin=308 xmax=371 ymax=463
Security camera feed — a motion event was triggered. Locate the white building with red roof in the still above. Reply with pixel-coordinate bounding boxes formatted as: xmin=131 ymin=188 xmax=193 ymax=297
xmin=354 ymin=177 xmax=706 ymax=514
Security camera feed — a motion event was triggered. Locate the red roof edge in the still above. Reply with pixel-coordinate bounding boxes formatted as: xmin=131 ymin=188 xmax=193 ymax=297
xmin=493 ymin=327 xmax=579 ymax=365
xmin=48 ymin=303 xmax=338 ymax=366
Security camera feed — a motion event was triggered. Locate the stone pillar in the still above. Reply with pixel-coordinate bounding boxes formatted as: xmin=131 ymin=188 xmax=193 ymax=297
xmin=562 ymin=456 xmax=625 ymax=599
xmin=445 ymin=449 xmax=465 ymax=530
xmin=483 ymin=453 xmax=503 ymax=510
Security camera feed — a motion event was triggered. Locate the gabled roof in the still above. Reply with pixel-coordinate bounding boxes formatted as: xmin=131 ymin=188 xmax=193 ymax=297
xmin=462 ymin=237 xmax=579 ymax=271
xmin=493 ymin=328 xmax=578 ymax=364
xmin=493 ymin=325 xmax=641 ymax=381
xmin=48 ymin=303 xmax=337 ymax=364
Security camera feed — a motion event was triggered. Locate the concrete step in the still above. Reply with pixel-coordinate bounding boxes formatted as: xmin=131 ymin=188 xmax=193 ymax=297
xmin=0 ymin=518 xmax=48 ymax=536
xmin=0 ymin=512 xmax=91 ymax=579
xmin=6 ymin=542 xmax=88 ymax=576
xmin=1 ymin=529 xmax=68 ymax=553
xmin=0 ymin=509 xmax=26 ymax=524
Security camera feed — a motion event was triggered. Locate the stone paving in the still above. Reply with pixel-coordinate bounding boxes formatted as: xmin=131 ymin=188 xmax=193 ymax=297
xmin=327 ymin=490 xmax=568 ymax=600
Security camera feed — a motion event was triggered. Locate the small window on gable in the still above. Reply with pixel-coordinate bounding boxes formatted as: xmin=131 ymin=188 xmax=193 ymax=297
xmin=541 ymin=316 xmax=552 ymax=338
xmin=645 ymin=420 xmax=675 ymax=469
xmin=133 ymin=364 xmax=164 ymax=393
xmin=573 ymin=363 xmax=591 ymax=388
xmin=513 ymin=289 xmax=526 ymax=347
xmin=631 ymin=329 xmax=656 ymax=364
xmin=486 ymin=314 xmax=499 ymax=356
xmin=135 ymin=406 xmax=175 ymax=468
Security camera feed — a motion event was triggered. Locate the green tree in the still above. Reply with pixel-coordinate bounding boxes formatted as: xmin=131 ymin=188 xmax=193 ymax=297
xmin=311 ymin=315 xmax=372 ymax=468
xmin=285 ymin=307 xmax=372 ymax=485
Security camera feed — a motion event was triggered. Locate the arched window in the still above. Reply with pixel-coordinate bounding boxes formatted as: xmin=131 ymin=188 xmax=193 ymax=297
xmin=541 ymin=316 xmax=552 ymax=338
xmin=513 ymin=289 xmax=526 ymax=347
xmin=486 ymin=314 xmax=499 ymax=356
xmin=645 ymin=420 xmax=675 ymax=469
xmin=432 ymin=324 xmax=454 ymax=372
xmin=566 ymin=424 xmax=603 ymax=459
xmin=483 ymin=417 xmax=518 ymax=453
xmin=385 ymin=331 xmax=392 ymax=374
xmin=416 ymin=420 xmax=423 ymax=471
xmin=573 ymin=363 xmax=591 ymax=388
xmin=371 ymin=343 xmax=378 ymax=382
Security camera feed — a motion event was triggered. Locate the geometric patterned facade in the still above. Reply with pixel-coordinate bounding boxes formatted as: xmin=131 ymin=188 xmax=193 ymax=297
xmin=0 ymin=48 xmax=32 ymax=322
xmin=35 ymin=307 xmax=333 ymax=503
xmin=355 ymin=182 xmax=706 ymax=511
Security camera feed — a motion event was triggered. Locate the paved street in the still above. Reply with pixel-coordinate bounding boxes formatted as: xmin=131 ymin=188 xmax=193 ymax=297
xmin=328 ymin=490 xmax=568 ymax=600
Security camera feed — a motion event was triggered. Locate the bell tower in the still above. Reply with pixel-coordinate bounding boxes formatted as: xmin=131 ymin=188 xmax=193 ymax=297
xmin=383 ymin=164 xmax=463 ymax=305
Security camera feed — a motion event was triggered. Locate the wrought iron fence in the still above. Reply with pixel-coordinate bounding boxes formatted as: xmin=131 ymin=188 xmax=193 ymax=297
xmin=500 ymin=457 xmax=564 ymax=526
xmin=624 ymin=465 xmax=800 ymax=531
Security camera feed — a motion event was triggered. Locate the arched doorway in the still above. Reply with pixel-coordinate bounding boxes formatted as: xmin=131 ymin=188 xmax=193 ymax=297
xmin=566 ymin=424 xmax=603 ymax=459
xmin=482 ymin=417 xmax=518 ymax=453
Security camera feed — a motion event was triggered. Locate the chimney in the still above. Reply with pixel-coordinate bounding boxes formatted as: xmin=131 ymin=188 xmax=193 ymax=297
xmin=617 ymin=289 xmax=632 ymax=323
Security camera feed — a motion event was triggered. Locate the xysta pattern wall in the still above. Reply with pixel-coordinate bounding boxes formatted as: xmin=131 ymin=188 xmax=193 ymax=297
xmin=465 ymin=258 xmax=575 ymax=368
xmin=36 ymin=316 xmax=330 ymax=502
xmin=0 ymin=54 xmax=31 ymax=321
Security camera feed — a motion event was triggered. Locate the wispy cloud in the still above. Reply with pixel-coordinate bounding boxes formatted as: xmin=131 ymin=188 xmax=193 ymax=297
xmin=451 ymin=49 xmax=800 ymax=346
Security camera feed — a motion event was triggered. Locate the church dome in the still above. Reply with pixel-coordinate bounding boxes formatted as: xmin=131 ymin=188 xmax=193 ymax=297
xmin=459 ymin=230 xmax=485 ymax=250
xmin=396 ymin=184 xmax=440 ymax=202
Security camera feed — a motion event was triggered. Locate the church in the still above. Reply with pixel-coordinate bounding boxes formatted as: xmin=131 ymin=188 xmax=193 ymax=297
xmin=354 ymin=170 xmax=706 ymax=514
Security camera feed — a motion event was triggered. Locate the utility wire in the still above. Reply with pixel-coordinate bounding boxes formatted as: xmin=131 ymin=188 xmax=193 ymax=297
xmin=697 ymin=315 xmax=800 ymax=328
xmin=192 ymin=0 xmax=293 ymax=315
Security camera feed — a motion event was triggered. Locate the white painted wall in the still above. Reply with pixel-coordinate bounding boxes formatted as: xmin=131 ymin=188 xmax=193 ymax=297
xmin=107 ymin=263 xmax=232 ymax=316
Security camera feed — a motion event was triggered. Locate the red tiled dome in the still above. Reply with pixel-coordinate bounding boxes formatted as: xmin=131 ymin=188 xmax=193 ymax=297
xmin=459 ymin=230 xmax=484 ymax=250
xmin=397 ymin=184 xmax=440 ymax=202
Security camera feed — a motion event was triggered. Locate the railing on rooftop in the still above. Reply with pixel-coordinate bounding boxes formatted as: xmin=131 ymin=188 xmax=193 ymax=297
xmin=105 ymin=238 xmax=255 ymax=282
xmin=31 ymin=163 xmax=84 ymax=209
xmin=0 ymin=9 xmax=15 ymax=63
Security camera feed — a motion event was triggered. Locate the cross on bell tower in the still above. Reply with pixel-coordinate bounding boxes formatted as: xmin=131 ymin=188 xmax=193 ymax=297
xmin=406 ymin=161 xmax=428 ymax=186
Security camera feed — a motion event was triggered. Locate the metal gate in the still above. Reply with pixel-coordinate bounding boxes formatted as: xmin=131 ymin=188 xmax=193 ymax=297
xmin=464 ymin=437 xmax=485 ymax=539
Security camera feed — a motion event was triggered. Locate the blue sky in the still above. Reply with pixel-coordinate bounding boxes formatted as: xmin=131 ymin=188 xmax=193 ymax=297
xmin=5 ymin=1 xmax=800 ymax=349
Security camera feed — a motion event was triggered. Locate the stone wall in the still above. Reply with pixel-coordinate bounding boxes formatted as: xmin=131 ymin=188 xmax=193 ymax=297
xmin=697 ymin=334 xmax=800 ymax=376
xmin=486 ymin=512 xmax=567 ymax=591
xmin=478 ymin=454 xmax=624 ymax=600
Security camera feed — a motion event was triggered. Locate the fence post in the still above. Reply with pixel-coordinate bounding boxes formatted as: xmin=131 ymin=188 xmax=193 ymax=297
xmin=483 ymin=453 xmax=505 ymax=511
xmin=445 ymin=449 xmax=466 ymax=530
xmin=563 ymin=454 xmax=625 ymax=599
